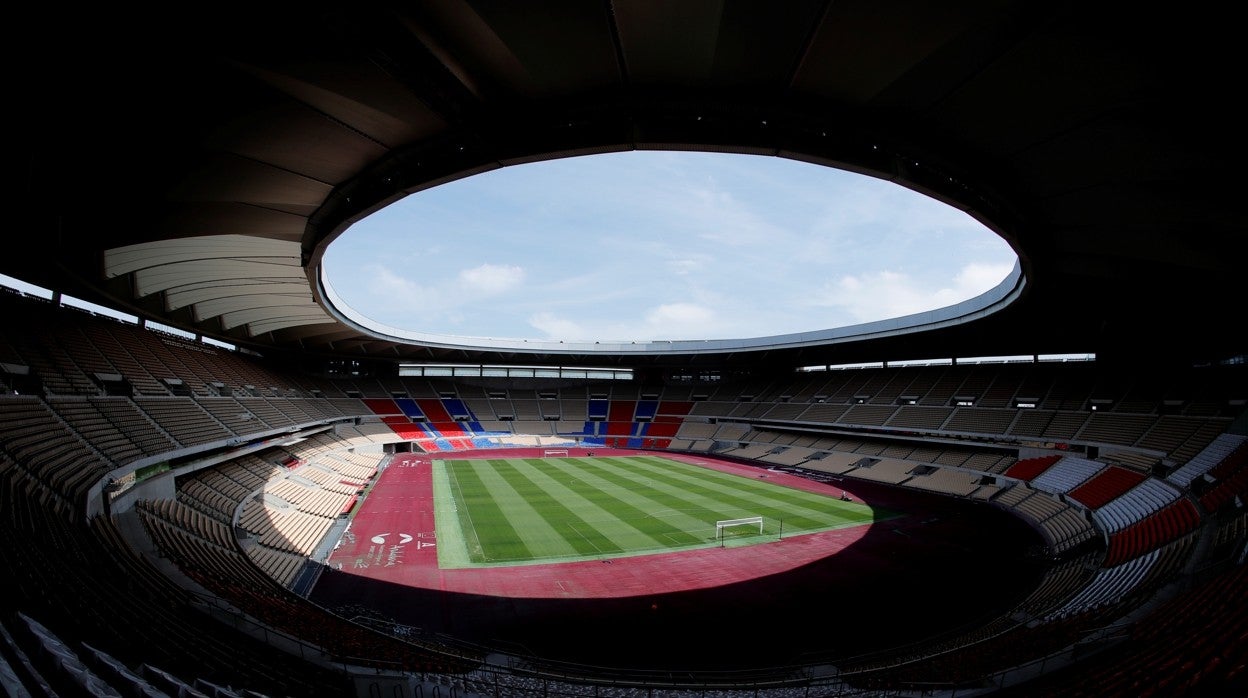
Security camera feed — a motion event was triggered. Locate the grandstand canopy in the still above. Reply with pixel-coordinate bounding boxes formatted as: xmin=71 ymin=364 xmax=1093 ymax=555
xmin=12 ymin=3 xmax=1247 ymax=371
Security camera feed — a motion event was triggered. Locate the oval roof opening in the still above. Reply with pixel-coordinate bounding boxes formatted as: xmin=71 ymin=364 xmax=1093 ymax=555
xmin=322 ymin=151 xmax=1017 ymax=346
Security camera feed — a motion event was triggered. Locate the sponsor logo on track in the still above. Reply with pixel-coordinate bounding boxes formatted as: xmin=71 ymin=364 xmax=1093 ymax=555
xmin=355 ymin=532 xmax=436 ymax=568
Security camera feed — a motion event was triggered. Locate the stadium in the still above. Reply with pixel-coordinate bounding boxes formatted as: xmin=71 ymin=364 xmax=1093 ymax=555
xmin=5 ymin=3 xmax=1247 ymax=697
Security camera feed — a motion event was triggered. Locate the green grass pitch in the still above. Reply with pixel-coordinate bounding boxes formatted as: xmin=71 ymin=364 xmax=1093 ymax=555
xmin=432 ymin=454 xmax=888 ymax=568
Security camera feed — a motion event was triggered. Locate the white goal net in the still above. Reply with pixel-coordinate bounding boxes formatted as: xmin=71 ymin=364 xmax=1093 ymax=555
xmin=715 ymin=516 xmax=764 ymax=542
xmin=542 ymin=449 xmax=570 ymax=457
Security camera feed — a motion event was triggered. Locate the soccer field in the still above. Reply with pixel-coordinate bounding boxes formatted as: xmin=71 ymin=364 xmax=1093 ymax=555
xmin=432 ymin=454 xmax=887 ymax=567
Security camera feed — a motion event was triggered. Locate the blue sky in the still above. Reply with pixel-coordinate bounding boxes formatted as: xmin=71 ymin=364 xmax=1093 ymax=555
xmin=323 ymin=150 xmax=1017 ymax=344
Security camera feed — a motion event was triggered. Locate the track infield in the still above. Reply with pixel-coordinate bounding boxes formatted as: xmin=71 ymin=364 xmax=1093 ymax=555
xmin=323 ymin=449 xmax=893 ymax=598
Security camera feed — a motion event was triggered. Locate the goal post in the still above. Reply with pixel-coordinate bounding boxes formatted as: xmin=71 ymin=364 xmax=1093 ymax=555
xmin=716 ymin=516 xmax=764 ymax=545
xmin=542 ymin=449 xmax=570 ymax=458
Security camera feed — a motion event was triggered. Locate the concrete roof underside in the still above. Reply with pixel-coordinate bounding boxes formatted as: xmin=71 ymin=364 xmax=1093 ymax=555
xmin=12 ymin=2 xmax=1247 ymax=371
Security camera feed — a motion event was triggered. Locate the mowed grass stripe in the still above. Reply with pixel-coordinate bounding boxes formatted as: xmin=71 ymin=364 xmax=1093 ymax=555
xmin=454 ymin=458 xmax=705 ymax=560
xmin=487 ymin=459 xmax=631 ymax=556
xmin=627 ymin=455 xmax=858 ymax=519
xmin=551 ymin=457 xmax=778 ymax=536
xmin=462 ymin=460 xmax=591 ymax=561
xmin=506 ymin=458 xmax=678 ymax=552
xmin=447 ymin=460 xmax=530 ymax=561
xmin=526 ymin=456 xmax=866 ymax=538
xmin=437 ymin=455 xmax=884 ymax=568
xmin=530 ymin=458 xmax=711 ymax=546
xmin=536 ymin=457 xmax=716 ymax=533
xmin=607 ymin=456 xmax=866 ymax=531
xmin=432 ymin=461 xmax=473 ymax=568
xmin=628 ymin=454 xmax=872 ymax=524
xmin=601 ymin=455 xmax=832 ymax=531
xmin=442 ymin=459 xmax=491 ymax=561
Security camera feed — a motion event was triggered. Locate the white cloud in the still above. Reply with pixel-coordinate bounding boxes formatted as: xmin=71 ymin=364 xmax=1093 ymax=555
xmin=666 ymin=258 xmax=703 ymax=276
xmin=528 ymin=312 xmax=589 ymax=340
xmin=351 ymin=265 xmax=445 ymax=327
xmin=529 ymin=303 xmax=723 ymax=342
xmin=953 ymin=261 xmax=1014 ymax=297
xmin=458 ymin=263 xmax=524 ymax=295
xmin=809 ymin=262 xmax=1014 ymax=324
xmin=364 ymin=263 xmax=441 ymax=304
xmin=684 ymin=185 xmax=790 ymax=247
xmin=643 ymin=303 xmax=717 ymax=337
xmin=366 ymin=265 xmax=429 ymax=299
xmin=832 ymin=271 xmax=942 ymax=322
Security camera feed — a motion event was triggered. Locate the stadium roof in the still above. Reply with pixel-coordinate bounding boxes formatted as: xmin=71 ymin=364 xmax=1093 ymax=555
xmin=13 ymin=3 xmax=1247 ymax=371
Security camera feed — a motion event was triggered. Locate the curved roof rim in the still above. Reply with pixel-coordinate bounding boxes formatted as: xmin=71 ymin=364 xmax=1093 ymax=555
xmin=314 ymin=261 xmax=1025 ymax=357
